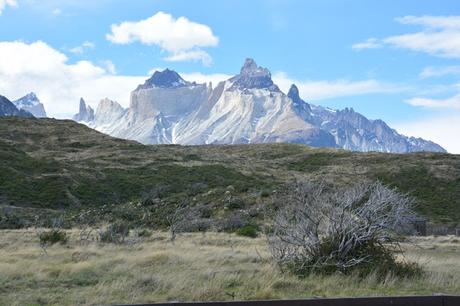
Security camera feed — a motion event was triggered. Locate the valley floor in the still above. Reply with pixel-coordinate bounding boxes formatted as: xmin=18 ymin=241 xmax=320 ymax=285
xmin=0 ymin=230 xmax=459 ymax=306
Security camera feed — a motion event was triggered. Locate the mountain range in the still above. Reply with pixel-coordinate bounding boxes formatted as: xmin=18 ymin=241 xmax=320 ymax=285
xmin=73 ymin=58 xmax=445 ymax=153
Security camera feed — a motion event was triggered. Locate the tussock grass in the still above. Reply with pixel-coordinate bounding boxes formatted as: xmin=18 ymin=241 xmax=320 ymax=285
xmin=0 ymin=230 xmax=459 ymax=305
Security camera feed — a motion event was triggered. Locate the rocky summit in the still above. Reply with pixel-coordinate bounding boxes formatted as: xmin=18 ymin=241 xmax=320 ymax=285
xmin=72 ymin=98 xmax=94 ymax=123
xmin=13 ymin=92 xmax=47 ymax=118
xmin=73 ymin=58 xmax=446 ymax=153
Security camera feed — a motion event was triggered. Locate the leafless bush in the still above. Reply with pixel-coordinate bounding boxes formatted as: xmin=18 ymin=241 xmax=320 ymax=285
xmin=218 ymin=213 xmax=247 ymax=232
xmin=75 ymin=210 xmax=98 ymax=244
xmin=268 ymin=181 xmax=420 ymax=276
xmin=166 ymin=200 xmax=199 ymax=241
xmin=98 ymin=222 xmax=130 ymax=244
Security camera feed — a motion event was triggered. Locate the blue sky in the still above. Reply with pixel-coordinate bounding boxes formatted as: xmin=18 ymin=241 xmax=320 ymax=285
xmin=0 ymin=0 xmax=460 ymax=152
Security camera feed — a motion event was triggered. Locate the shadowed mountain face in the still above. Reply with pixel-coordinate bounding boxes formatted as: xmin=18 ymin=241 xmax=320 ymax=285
xmin=73 ymin=58 xmax=446 ymax=153
xmin=0 ymin=95 xmax=34 ymax=118
xmin=136 ymin=69 xmax=193 ymax=90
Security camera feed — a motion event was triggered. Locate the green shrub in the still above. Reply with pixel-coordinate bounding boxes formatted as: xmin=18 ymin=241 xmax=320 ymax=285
xmin=225 ymin=197 xmax=245 ymax=210
xmin=286 ymin=237 xmax=422 ymax=278
xmin=0 ymin=213 xmax=26 ymax=229
xmin=39 ymin=229 xmax=68 ymax=245
xmin=236 ymin=224 xmax=258 ymax=238
xmin=260 ymin=189 xmax=271 ymax=198
xmin=137 ymin=229 xmax=152 ymax=238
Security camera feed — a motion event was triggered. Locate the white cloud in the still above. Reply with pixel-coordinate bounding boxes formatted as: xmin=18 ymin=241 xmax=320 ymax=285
xmin=180 ymin=72 xmax=231 ymax=87
xmin=69 ymin=41 xmax=95 ymax=54
xmin=352 ymin=38 xmax=382 ymax=50
xmin=396 ymin=15 xmax=460 ymax=30
xmin=354 ymin=15 xmax=460 ymax=58
xmin=394 ymin=114 xmax=460 ymax=154
xmin=0 ymin=0 xmax=17 ymax=15
xmin=405 ymin=94 xmax=460 ymax=109
xmin=0 ymin=40 xmax=145 ymax=118
xmin=106 ymin=11 xmax=218 ymax=65
xmin=272 ymin=72 xmax=404 ymax=101
xmin=101 ymin=60 xmax=116 ymax=74
xmin=419 ymin=65 xmax=460 ymax=78
xmin=164 ymin=50 xmax=213 ymax=67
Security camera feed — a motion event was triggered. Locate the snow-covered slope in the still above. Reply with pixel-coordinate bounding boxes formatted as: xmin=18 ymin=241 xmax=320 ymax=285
xmin=13 ymin=92 xmax=47 ymax=118
xmin=72 ymin=58 xmax=446 ymax=153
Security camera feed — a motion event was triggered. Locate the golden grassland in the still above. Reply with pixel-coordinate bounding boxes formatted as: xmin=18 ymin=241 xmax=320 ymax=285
xmin=0 ymin=230 xmax=459 ymax=306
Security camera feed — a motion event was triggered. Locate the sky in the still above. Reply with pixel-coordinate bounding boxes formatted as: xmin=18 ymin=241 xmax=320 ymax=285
xmin=0 ymin=0 xmax=460 ymax=153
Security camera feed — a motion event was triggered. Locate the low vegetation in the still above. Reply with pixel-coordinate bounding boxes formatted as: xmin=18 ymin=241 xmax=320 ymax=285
xmin=38 ymin=229 xmax=68 ymax=246
xmin=0 ymin=230 xmax=458 ymax=306
xmin=0 ymin=117 xmax=459 ymax=229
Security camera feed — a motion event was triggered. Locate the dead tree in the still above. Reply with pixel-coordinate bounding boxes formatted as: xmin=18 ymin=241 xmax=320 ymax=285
xmin=268 ymin=181 xmax=416 ymax=275
xmin=166 ymin=200 xmax=192 ymax=242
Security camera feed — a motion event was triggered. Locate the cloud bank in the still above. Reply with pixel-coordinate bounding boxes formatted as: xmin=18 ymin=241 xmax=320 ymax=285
xmin=406 ymin=93 xmax=460 ymax=109
xmin=395 ymin=114 xmax=460 ymax=153
xmin=272 ymin=72 xmax=404 ymax=101
xmin=0 ymin=40 xmax=145 ymax=118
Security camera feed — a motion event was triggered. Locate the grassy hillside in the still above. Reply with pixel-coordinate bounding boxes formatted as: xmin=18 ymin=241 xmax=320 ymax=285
xmin=0 ymin=117 xmax=459 ymax=226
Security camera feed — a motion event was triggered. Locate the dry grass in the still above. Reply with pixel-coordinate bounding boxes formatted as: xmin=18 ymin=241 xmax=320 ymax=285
xmin=0 ymin=230 xmax=459 ymax=306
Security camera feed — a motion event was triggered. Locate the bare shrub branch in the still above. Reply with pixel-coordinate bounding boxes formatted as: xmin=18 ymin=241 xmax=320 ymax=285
xmin=268 ymin=181 xmax=418 ymax=276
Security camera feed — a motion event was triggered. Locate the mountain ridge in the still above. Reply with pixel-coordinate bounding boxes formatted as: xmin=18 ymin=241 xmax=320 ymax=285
xmin=73 ymin=58 xmax=445 ymax=153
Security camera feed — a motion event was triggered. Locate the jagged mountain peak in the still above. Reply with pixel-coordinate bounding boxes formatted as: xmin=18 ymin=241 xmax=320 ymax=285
xmin=99 ymin=97 xmax=121 ymax=107
xmin=137 ymin=68 xmax=193 ymax=90
xmin=96 ymin=98 xmax=125 ymax=117
xmin=287 ymin=84 xmax=300 ymax=101
xmin=240 ymin=58 xmax=259 ymax=74
xmin=73 ymin=98 xmax=94 ymax=122
xmin=22 ymin=92 xmax=39 ymax=102
xmin=79 ymin=97 xmax=86 ymax=109
xmin=230 ymin=58 xmax=280 ymax=92
xmin=13 ymin=92 xmax=47 ymax=117
xmin=288 ymin=84 xmax=312 ymax=117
